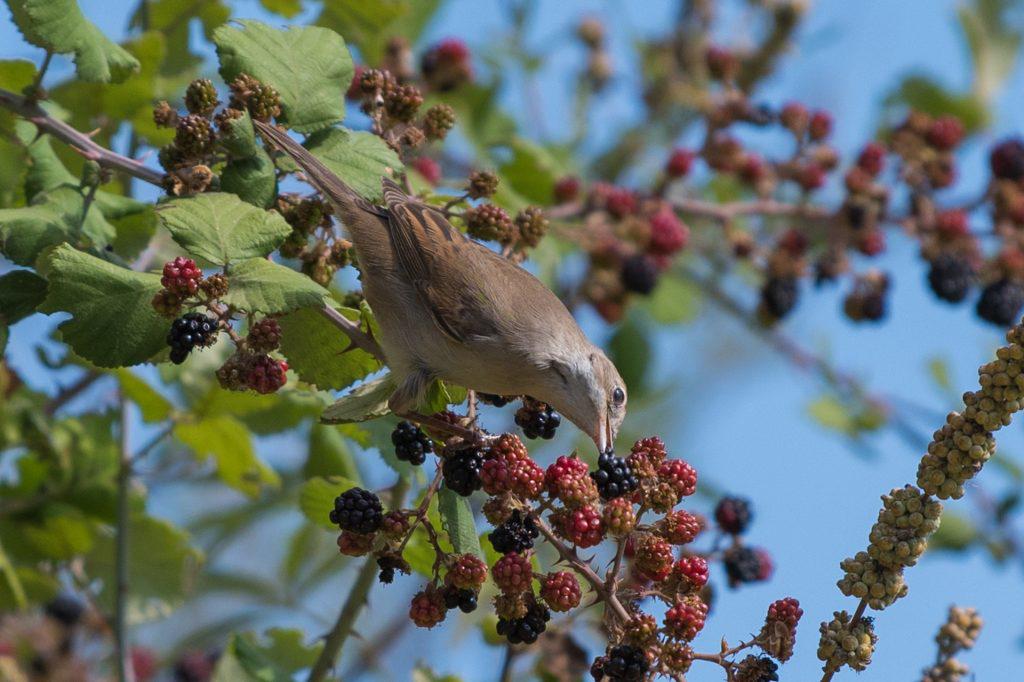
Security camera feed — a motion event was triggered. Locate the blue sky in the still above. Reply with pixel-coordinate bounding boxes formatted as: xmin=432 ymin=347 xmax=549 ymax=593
xmin=3 ymin=1 xmax=1024 ymax=680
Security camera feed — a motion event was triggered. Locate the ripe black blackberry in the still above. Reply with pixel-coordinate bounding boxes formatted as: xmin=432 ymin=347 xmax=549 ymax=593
xmin=442 ymin=446 xmax=485 ymax=496
xmin=723 ymin=546 xmax=763 ymax=587
xmin=442 ymin=585 xmax=478 ymax=613
xmin=488 ymin=510 xmax=539 ymax=554
xmin=479 ymin=393 xmax=513 ymax=407
xmin=621 ymin=254 xmax=659 ymax=295
xmin=760 ymin=276 xmax=799 ymax=318
xmin=715 ymin=496 xmax=753 ymax=534
xmin=990 ymin=138 xmax=1024 ymax=180
xmin=329 ymin=487 xmax=383 ymax=534
xmin=44 ymin=594 xmax=84 ymax=627
xmin=734 ymin=655 xmax=779 ymax=682
xmin=391 ymin=421 xmax=433 ymax=466
xmin=927 ymin=253 xmax=974 ymax=303
xmin=496 ymin=601 xmax=550 ymax=644
xmin=167 ymin=312 xmax=218 ymax=364
xmin=977 ymin=279 xmax=1024 ymax=327
xmin=591 ymin=452 xmax=638 ymax=500
xmin=602 ymin=645 xmax=648 ymax=682
xmin=377 ymin=554 xmax=409 ymax=585
xmin=515 ymin=400 xmax=561 ymax=439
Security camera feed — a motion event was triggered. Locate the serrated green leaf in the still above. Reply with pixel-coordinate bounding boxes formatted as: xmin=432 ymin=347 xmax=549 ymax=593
xmin=221 ymin=259 xmax=328 ymax=314
xmin=0 ymin=185 xmax=115 ymax=265
xmin=174 ymin=416 xmax=280 ymax=497
xmin=214 ymin=20 xmax=351 ymax=133
xmin=221 ymin=148 xmax=278 ymax=209
xmin=298 ymin=475 xmax=360 ymax=529
xmin=279 ymin=306 xmax=380 ymax=391
xmin=438 ymin=488 xmax=482 ymax=559
xmin=219 ymin=108 xmax=258 ymax=157
xmin=86 ymin=513 xmax=203 ymax=615
xmin=116 ymin=369 xmax=173 ymax=423
xmin=321 ymin=373 xmax=395 ymax=424
xmin=38 ymin=245 xmax=167 ymax=367
xmin=305 ymin=127 xmax=403 ymax=201
xmin=305 ymin=424 xmax=361 ymax=481
xmin=7 ymin=0 xmax=140 ymax=83
xmin=0 ymin=269 xmax=46 ymax=324
xmin=156 ymin=192 xmax=291 ymax=265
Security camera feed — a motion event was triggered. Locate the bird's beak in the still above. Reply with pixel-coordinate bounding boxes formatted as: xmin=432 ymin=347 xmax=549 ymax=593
xmin=593 ymin=412 xmax=614 ymax=454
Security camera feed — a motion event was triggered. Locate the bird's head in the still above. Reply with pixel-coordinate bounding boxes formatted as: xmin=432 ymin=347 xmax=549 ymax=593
xmin=539 ymin=345 xmax=627 ymax=454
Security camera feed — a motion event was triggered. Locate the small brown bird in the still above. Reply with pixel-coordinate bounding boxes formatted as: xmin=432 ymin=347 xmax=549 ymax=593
xmin=255 ymin=121 xmax=627 ymax=452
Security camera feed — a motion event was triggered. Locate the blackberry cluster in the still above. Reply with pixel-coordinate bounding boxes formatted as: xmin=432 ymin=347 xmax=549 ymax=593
xmin=246 ymin=318 xmax=281 ymax=353
xmin=591 ymin=451 xmax=638 ymax=500
xmin=620 ymin=254 xmax=659 ymax=295
xmin=376 ymin=554 xmax=408 ymax=585
xmin=184 ymin=78 xmax=219 ymax=116
xmin=465 ymin=204 xmax=514 ymax=244
xmin=927 ymin=253 xmax=974 ymax=303
xmin=515 ymin=206 xmax=549 ymax=248
xmin=734 ymin=655 xmax=779 ymax=682
xmin=329 ymin=487 xmax=383 ymax=534
xmin=496 ymin=601 xmax=550 ymax=644
xmin=423 ymin=104 xmax=456 ymax=141
xmin=442 ymin=446 xmax=484 ymax=496
xmin=442 ymin=585 xmax=478 ymax=613
xmin=761 ymin=276 xmax=799 ymax=318
xmin=514 ymin=400 xmax=561 ymax=439
xmin=723 ymin=546 xmax=767 ymax=587
xmin=44 ymin=594 xmax=84 ymax=627
xmin=174 ymin=115 xmax=215 ymax=157
xmin=488 ymin=510 xmax=539 ymax=554
xmin=976 ymin=278 xmax=1024 ymax=327
xmin=466 ymin=170 xmax=499 ymax=199
xmin=714 ymin=496 xmax=753 ymax=534
xmin=167 ymin=313 xmax=218 ymax=364
xmin=600 ymin=645 xmax=648 ymax=681
xmin=228 ymin=73 xmax=281 ymax=121
xmin=391 ymin=421 xmax=433 ymax=466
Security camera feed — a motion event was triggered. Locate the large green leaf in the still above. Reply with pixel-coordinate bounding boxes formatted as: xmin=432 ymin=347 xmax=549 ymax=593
xmin=305 ymin=127 xmax=402 ymax=201
xmin=438 ymin=488 xmax=483 ymax=559
xmin=0 ymin=186 xmax=115 ymax=265
xmin=6 ymin=0 xmax=140 ymax=83
xmin=220 ymin=148 xmax=278 ymax=208
xmin=175 ymin=416 xmax=280 ymax=497
xmin=316 ymin=0 xmax=441 ymax=65
xmin=499 ymin=138 xmax=566 ymax=205
xmin=644 ymin=274 xmax=701 ymax=324
xmin=0 ymin=269 xmax=47 ymax=324
xmin=298 ymin=475 xmax=360 ymax=529
xmin=116 ymin=369 xmax=173 ymax=423
xmin=304 ymin=424 xmax=361 ymax=481
xmin=321 ymin=373 xmax=395 ymax=424
xmin=279 ymin=305 xmax=380 ymax=391
xmin=156 ymin=192 xmax=291 ymax=265
xmin=214 ymin=20 xmax=352 ymax=133
xmin=220 ymin=259 xmax=329 ymax=314
xmin=38 ymin=245 xmax=167 ymax=367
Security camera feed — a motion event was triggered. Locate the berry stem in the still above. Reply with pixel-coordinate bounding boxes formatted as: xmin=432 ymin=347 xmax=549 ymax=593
xmin=690 ymin=637 xmax=758 ymax=676
xmin=532 ymin=515 xmax=631 ymax=624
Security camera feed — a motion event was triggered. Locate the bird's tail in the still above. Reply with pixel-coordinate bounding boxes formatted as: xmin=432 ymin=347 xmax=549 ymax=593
xmin=253 ymin=120 xmax=367 ymax=218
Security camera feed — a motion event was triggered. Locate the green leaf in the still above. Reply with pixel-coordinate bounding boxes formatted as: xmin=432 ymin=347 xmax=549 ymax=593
xmin=85 ymin=514 xmax=203 ymax=614
xmin=608 ymin=316 xmax=650 ymax=397
xmin=883 ymin=75 xmax=988 ymax=133
xmin=930 ymin=511 xmax=978 ymax=551
xmin=0 ymin=186 xmax=115 ymax=265
xmin=437 ymin=488 xmax=483 ymax=559
xmin=499 ymin=138 xmax=564 ymax=205
xmin=116 ymin=369 xmax=173 ymax=423
xmin=221 ymin=148 xmax=278 ymax=209
xmin=315 ymin=1 xmax=409 ymax=65
xmin=321 ymin=373 xmax=395 ymax=424
xmin=305 ymin=127 xmax=403 ymax=201
xmin=412 ymin=665 xmax=462 ymax=682
xmin=927 ymin=356 xmax=952 ymax=392
xmin=156 ymin=192 xmax=291 ymax=265
xmin=214 ymin=20 xmax=352 ymax=133
xmin=305 ymin=424 xmax=361 ymax=481
xmin=174 ymin=416 xmax=280 ymax=497
xmin=221 ymin=259 xmax=329 ymax=314
xmin=807 ymin=395 xmax=855 ymax=435
xmin=644 ymin=274 xmax=701 ymax=324
xmin=243 ymin=628 xmax=323 ymax=675
xmin=219 ymin=108 xmax=258 ymax=157
xmin=298 ymin=475 xmax=360 ymax=529
xmin=259 ymin=0 xmax=303 ymax=17
xmin=0 ymin=269 xmax=46 ymax=324
xmin=0 ymin=565 xmax=59 ymax=610
xmin=7 ymin=0 xmax=140 ymax=83
xmin=279 ymin=305 xmax=380 ymax=390
xmin=38 ymin=245 xmax=167 ymax=367
xmin=212 ymin=633 xmax=291 ymax=682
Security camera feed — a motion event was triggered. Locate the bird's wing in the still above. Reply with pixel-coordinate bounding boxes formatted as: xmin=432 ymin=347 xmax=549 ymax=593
xmin=380 ymin=178 xmax=509 ymax=344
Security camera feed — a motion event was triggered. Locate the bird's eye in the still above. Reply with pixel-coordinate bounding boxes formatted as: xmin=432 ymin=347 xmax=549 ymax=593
xmin=612 ymin=387 xmax=625 ymax=405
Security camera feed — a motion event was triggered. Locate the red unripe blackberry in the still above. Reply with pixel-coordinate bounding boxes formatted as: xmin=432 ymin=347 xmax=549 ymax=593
xmin=488 ymin=509 xmax=539 ymax=554
xmin=665 ymin=148 xmax=695 ymax=178
xmin=594 ymin=184 xmax=637 ymax=218
xmin=442 ymin=445 xmax=484 ymax=496
xmin=857 ymin=229 xmax=886 ymax=257
xmin=496 ymin=600 xmax=549 ymax=644
xmin=554 ymin=505 xmax=604 ymax=548
xmin=602 ymin=496 xmax=636 ymax=536
xmin=545 ymin=455 xmax=599 ymax=507
xmin=602 ymin=644 xmax=649 ymax=681
xmin=648 ymin=208 xmax=689 ymax=257
xmin=673 ymin=555 xmax=709 ymax=589
xmin=391 ymin=420 xmax=433 ymax=466
xmin=246 ymin=317 xmax=281 ymax=353
xmin=540 ymin=571 xmax=581 ymax=612
xmin=767 ymin=597 xmax=803 ymax=628
xmin=421 ymin=38 xmax=473 ymax=91
xmin=760 ymin=276 xmax=799 ymax=319
xmin=704 ymin=45 xmax=739 ymax=81
xmin=632 ymin=435 xmax=667 ymax=461
xmin=778 ymin=228 xmax=809 ymax=255
xmin=131 ymin=647 xmax=157 ymax=682
xmin=714 ymin=496 xmax=753 ymax=534
xmin=346 ymin=64 xmax=365 ymax=100
xmin=491 ymin=548 xmax=532 ymax=593
xmin=990 ymin=138 xmax=1024 ymax=180
xmin=245 ymin=355 xmax=287 ymax=394
xmin=664 ymin=597 xmax=708 ymax=640
xmin=465 ymin=203 xmax=514 ymax=243
xmin=928 ymin=253 xmax=974 ymax=303
xmin=330 ymin=487 xmax=383 ymax=534
xmin=635 ymin=534 xmax=673 ymax=582
xmin=779 ymin=101 xmax=810 ymax=135
xmin=935 ymin=210 xmax=970 ymax=238
xmin=337 ymin=530 xmax=374 ymax=556
xmin=442 ymin=585 xmax=478 ymax=613
xmin=658 ymin=458 xmax=697 ymax=499
xmin=797 ymin=162 xmax=826 ymax=191
xmin=926 ymin=115 xmax=965 ymax=151
xmin=161 ymin=257 xmax=202 ymax=296
xmin=545 ymin=454 xmax=590 ymax=493
xmin=976 ymin=278 xmax=1024 ymax=327
xmin=739 ymin=154 xmax=769 ymax=184
xmin=660 ymin=509 xmax=704 ymax=545
xmin=409 ymin=588 xmax=447 ymax=628
xmin=553 ymin=175 xmax=581 ymax=203
xmin=447 ymin=554 xmax=487 ymax=590
xmin=412 ymin=157 xmax=442 ymax=186
xmin=808 ymin=109 xmax=833 ymax=141
xmin=620 ymin=254 xmax=659 ymax=295
xmin=857 ymin=142 xmax=887 ymax=175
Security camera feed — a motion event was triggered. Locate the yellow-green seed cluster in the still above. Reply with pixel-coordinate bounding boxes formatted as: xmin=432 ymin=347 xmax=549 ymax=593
xmin=817 ymin=611 xmax=876 ymax=673
xmin=919 ymin=606 xmax=982 ymax=682
xmin=918 ymin=413 xmax=994 ymax=500
xmin=837 ymin=551 xmax=907 ymax=610
xmin=866 ymin=485 xmax=941 ymax=569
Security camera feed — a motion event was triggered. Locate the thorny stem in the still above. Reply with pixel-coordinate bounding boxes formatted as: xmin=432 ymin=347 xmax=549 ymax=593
xmin=396 ymin=468 xmax=445 ymax=557
xmin=691 ymin=637 xmax=759 ymax=678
